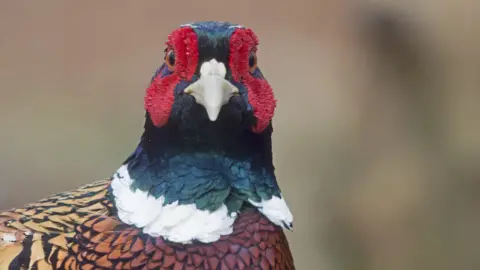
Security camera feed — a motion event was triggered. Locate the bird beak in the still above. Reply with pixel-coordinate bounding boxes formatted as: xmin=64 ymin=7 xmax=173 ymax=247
xmin=184 ymin=59 xmax=239 ymax=121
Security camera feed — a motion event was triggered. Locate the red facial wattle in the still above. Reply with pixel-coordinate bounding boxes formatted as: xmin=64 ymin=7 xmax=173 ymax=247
xmin=144 ymin=27 xmax=199 ymax=127
xmin=229 ymin=28 xmax=277 ymax=133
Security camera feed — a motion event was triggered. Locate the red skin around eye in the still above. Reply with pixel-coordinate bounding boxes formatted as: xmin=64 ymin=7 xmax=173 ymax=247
xmin=144 ymin=27 xmax=199 ymax=127
xmin=229 ymin=28 xmax=277 ymax=133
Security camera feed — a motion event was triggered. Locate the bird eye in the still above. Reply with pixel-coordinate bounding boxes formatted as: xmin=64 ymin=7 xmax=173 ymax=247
xmin=165 ymin=49 xmax=176 ymax=71
xmin=248 ymin=51 xmax=257 ymax=72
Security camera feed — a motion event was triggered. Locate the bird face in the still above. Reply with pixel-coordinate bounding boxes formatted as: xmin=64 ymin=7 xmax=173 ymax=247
xmin=144 ymin=21 xmax=276 ymax=134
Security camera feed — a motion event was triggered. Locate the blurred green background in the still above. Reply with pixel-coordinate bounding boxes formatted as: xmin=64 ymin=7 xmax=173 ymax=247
xmin=1 ymin=1 xmax=479 ymax=269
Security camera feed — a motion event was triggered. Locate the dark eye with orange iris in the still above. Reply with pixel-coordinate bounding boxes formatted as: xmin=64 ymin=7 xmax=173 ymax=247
xmin=165 ymin=49 xmax=176 ymax=70
xmin=248 ymin=52 xmax=257 ymax=72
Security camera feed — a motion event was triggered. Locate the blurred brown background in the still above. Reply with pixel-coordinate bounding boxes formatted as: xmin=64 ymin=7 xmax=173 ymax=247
xmin=0 ymin=1 xmax=479 ymax=269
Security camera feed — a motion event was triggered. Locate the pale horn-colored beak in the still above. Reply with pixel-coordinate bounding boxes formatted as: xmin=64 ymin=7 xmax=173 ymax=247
xmin=184 ymin=59 xmax=239 ymax=121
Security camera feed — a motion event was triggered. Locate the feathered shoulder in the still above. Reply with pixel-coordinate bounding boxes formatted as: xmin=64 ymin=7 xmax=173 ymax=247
xmin=0 ymin=180 xmax=112 ymax=269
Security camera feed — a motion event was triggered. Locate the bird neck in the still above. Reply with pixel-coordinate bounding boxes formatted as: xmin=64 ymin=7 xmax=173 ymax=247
xmin=108 ymin=119 xmax=293 ymax=244
xmin=138 ymin=118 xmax=274 ymax=168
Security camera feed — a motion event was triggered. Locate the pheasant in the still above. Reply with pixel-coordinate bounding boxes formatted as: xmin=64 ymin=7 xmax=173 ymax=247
xmin=0 ymin=21 xmax=295 ymax=270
